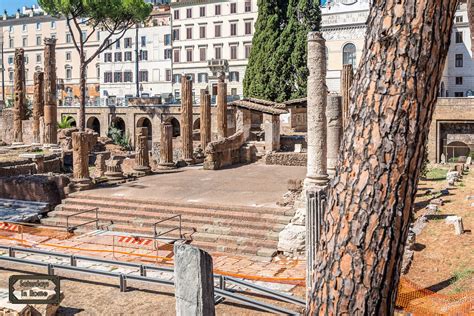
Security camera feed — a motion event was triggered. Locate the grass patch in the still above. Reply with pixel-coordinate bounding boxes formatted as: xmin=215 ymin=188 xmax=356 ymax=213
xmin=425 ymin=168 xmax=448 ymax=181
xmin=449 ymin=268 xmax=474 ymax=294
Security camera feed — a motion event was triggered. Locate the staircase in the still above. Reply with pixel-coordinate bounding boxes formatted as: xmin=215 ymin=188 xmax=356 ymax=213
xmin=43 ymin=193 xmax=295 ymax=258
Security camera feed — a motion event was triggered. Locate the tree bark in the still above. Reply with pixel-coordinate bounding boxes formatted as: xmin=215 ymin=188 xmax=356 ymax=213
xmin=308 ymin=1 xmax=458 ymax=314
xmin=78 ymin=63 xmax=87 ymax=131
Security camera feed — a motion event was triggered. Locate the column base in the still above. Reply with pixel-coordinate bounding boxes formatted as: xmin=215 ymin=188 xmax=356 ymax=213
xmin=133 ymin=166 xmax=152 ymax=176
xmin=72 ymin=178 xmax=93 ymax=191
xmin=158 ymin=162 xmax=176 ymax=170
xmin=184 ymin=158 xmax=195 ymax=165
xmin=304 ymin=176 xmax=329 ymax=190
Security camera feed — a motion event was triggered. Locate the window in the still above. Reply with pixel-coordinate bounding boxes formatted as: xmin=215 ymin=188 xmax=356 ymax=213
xmin=8 ymin=56 xmax=13 ymax=65
xmin=230 ymin=45 xmax=238 ymax=60
xmin=36 ymin=22 xmax=41 ymax=30
xmin=66 ymin=52 xmax=72 ymax=61
xmin=36 ymin=36 xmax=42 ymax=46
xmin=104 ymin=72 xmax=113 ymax=83
xmin=231 ymin=3 xmax=237 ymax=14
xmin=174 ymin=10 xmax=179 ymax=20
xmin=124 ymin=38 xmax=132 ymax=48
xmin=186 ymin=49 xmax=193 ymax=62
xmin=141 ymin=36 xmax=146 ymax=47
xmin=198 ymin=73 xmax=208 ymax=83
xmin=456 ymin=31 xmax=463 ymax=44
xmin=9 ymin=38 xmax=14 ymax=48
xmin=455 ymin=54 xmax=463 ymax=67
xmin=245 ymin=1 xmax=251 ymax=12
xmin=229 ymin=71 xmax=239 ymax=82
xmin=166 ymin=69 xmax=172 ymax=82
xmin=51 ymin=21 xmax=56 ymax=29
xmin=65 ymin=33 xmax=72 ymax=44
xmin=186 ymin=27 xmax=193 ymax=39
xmin=173 ymin=74 xmax=182 ymax=84
xmin=456 ymin=77 xmax=463 ymax=85
xmin=124 ymin=71 xmax=133 ymax=82
xmin=105 ymin=39 xmax=112 ymax=49
xmin=455 ymin=92 xmax=464 ymax=97
xmin=215 ymin=5 xmax=221 ymax=15
xmin=104 ymin=53 xmax=112 ymax=62
xmin=82 ymin=31 xmax=87 ymax=40
xmin=200 ymin=26 xmax=206 ymax=39
xmin=199 ymin=47 xmax=207 ymax=61
xmin=187 ymin=8 xmax=192 ymax=18
xmin=22 ymin=24 xmax=27 ymax=32
xmin=200 ymin=7 xmax=206 ymax=17
xmin=139 ymin=70 xmax=149 ymax=82
xmin=164 ymin=34 xmax=171 ymax=45
xmin=65 ymin=67 xmax=72 ymax=80
xmin=456 ymin=15 xmax=463 ymax=23
xmin=114 ymin=72 xmax=123 ymax=83
xmin=164 ymin=49 xmax=172 ymax=59
xmin=245 ymin=45 xmax=252 ymax=58
xmin=230 ymin=23 xmax=237 ymax=36
xmin=51 ymin=34 xmax=56 ymax=39
xmin=114 ymin=52 xmax=122 ymax=62
xmin=116 ymin=40 xmax=121 ymax=49
xmin=231 ymin=88 xmax=237 ymax=95
xmin=22 ymin=37 xmax=28 ymax=47
xmin=215 ymin=25 xmax=221 ymax=37
xmin=174 ymin=49 xmax=180 ymax=62
xmin=125 ymin=51 xmax=132 ymax=61
xmin=36 ymin=54 xmax=42 ymax=63
xmin=9 ymin=25 xmax=13 ymax=33
xmin=245 ymin=22 xmax=252 ymax=35
xmin=173 ymin=29 xmax=180 ymax=41
xmin=343 ymin=43 xmax=357 ymax=67
xmin=140 ymin=50 xmax=148 ymax=61
xmin=8 ymin=70 xmax=13 ymax=81
xmin=215 ymin=46 xmax=222 ymax=59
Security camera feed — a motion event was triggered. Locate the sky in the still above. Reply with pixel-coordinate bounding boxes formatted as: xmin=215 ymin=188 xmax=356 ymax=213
xmin=0 ymin=0 xmax=38 ymax=14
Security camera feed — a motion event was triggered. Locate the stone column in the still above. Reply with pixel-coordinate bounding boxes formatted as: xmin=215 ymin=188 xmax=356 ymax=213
xmin=159 ymin=123 xmax=175 ymax=169
xmin=236 ymin=108 xmax=252 ymax=141
xmin=263 ymin=113 xmax=280 ymax=153
xmin=43 ymin=38 xmax=58 ymax=146
xmin=200 ymin=89 xmax=211 ymax=149
xmin=181 ymin=76 xmax=194 ymax=163
xmin=326 ymin=94 xmax=343 ymax=177
xmin=305 ymin=32 xmax=329 ymax=188
xmin=95 ymin=153 xmax=106 ymax=178
xmin=72 ymin=132 xmax=92 ymax=189
xmin=216 ymin=75 xmax=227 ymax=139
xmin=33 ymin=72 xmax=44 ymax=145
xmin=340 ymin=64 xmax=353 ymax=128
xmin=134 ymin=127 xmax=151 ymax=175
xmin=174 ymin=243 xmax=215 ymax=316
xmin=13 ymin=48 xmax=25 ymax=145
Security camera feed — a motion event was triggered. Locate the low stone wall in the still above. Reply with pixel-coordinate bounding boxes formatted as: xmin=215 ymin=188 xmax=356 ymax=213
xmin=0 ymin=109 xmax=44 ymax=144
xmin=280 ymin=135 xmax=307 ymax=152
xmin=0 ymin=155 xmax=61 ymax=177
xmin=264 ymin=152 xmax=307 ymax=167
xmin=204 ymin=131 xmax=245 ymax=170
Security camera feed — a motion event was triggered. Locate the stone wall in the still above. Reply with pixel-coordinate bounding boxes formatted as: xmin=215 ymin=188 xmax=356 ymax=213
xmin=0 ymin=175 xmax=69 ymax=205
xmin=203 ymin=131 xmax=245 ymax=170
xmin=280 ymin=135 xmax=307 ymax=152
xmin=264 ymin=152 xmax=307 ymax=167
xmin=0 ymin=155 xmax=61 ymax=177
xmin=0 ymin=109 xmax=44 ymax=144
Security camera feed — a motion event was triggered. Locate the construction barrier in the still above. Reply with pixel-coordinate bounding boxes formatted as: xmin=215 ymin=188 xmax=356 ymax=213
xmin=117 ymin=235 xmax=153 ymax=246
xmin=0 ymin=222 xmax=20 ymax=232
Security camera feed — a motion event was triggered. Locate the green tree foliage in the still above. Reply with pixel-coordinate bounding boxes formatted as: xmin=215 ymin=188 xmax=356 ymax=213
xmin=243 ymin=0 xmax=321 ymax=102
xmin=38 ymin=0 xmax=152 ymax=131
xmin=58 ymin=116 xmax=75 ymax=129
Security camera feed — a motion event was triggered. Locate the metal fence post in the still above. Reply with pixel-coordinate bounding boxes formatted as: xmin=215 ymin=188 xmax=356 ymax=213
xmin=140 ymin=265 xmax=146 ymax=277
xmin=47 ymin=263 xmax=54 ymax=275
xmin=70 ymin=255 xmax=77 ymax=267
xmin=119 ymin=274 xmax=127 ymax=292
xmin=8 ymin=247 xmax=14 ymax=257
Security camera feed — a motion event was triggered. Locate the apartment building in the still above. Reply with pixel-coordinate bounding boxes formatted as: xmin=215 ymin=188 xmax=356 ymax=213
xmin=170 ymin=0 xmax=257 ymax=102
xmin=99 ymin=6 xmax=173 ymax=105
xmin=0 ymin=6 xmax=100 ymax=105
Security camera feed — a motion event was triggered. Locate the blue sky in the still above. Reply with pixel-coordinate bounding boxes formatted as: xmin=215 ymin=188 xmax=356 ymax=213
xmin=0 ymin=1 xmax=38 ymax=14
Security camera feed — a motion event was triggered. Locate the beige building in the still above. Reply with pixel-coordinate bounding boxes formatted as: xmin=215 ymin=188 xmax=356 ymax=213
xmin=0 ymin=6 xmax=100 ymax=105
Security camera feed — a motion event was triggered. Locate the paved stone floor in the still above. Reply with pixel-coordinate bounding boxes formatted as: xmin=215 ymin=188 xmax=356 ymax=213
xmin=77 ymin=163 xmax=306 ymax=208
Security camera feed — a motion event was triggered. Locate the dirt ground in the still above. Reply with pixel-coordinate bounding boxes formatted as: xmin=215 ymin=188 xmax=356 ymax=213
xmin=406 ymin=164 xmax=474 ymax=295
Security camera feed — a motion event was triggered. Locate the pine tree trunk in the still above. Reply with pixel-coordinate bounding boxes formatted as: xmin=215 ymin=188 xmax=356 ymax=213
xmin=78 ymin=63 xmax=86 ymax=131
xmin=308 ymin=1 xmax=458 ymax=314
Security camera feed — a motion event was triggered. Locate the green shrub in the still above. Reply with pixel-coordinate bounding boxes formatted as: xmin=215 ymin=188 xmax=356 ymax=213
xmin=107 ymin=126 xmax=131 ymax=151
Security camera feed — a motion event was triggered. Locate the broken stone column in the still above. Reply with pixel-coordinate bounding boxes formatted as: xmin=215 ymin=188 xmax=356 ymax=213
xmin=105 ymin=157 xmax=125 ymax=182
xmin=72 ymin=131 xmax=92 ymax=190
xmin=340 ymin=64 xmax=353 ymax=128
xmin=134 ymin=127 xmax=151 ymax=175
xmin=174 ymin=243 xmax=215 ymax=316
xmin=95 ymin=153 xmax=106 ymax=178
xmin=159 ymin=123 xmax=175 ymax=169
xmin=305 ymin=32 xmax=329 ymax=188
xmin=236 ymin=108 xmax=252 ymax=141
xmin=263 ymin=113 xmax=280 ymax=153
xmin=32 ymin=71 xmax=44 ymax=145
xmin=216 ymin=76 xmax=227 ymax=139
xmin=43 ymin=38 xmax=58 ymax=147
xmin=200 ymin=89 xmax=211 ymax=149
xmin=13 ymin=48 xmax=25 ymax=145
xmin=181 ymin=76 xmax=194 ymax=163
xmin=326 ymin=94 xmax=343 ymax=176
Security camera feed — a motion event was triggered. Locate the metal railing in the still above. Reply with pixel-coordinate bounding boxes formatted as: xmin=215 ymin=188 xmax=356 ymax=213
xmin=0 ymin=245 xmax=301 ymax=315
xmin=65 ymin=208 xmax=99 ymax=233
xmin=153 ymin=214 xmax=182 ymax=239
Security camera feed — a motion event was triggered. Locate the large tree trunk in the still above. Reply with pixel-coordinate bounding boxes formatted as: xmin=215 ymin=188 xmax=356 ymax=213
xmin=308 ymin=0 xmax=458 ymax=314
xmin=78 ymin=63 xmax=87 ymax=131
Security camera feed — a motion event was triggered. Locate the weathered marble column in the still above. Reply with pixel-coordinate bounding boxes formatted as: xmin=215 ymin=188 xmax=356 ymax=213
xmin=326 ymin=94 xmax=343 ymax=176
xmin=305 ymin=32 xmax=329 ymax=188
xmin=72 ymin=131 xmax=92 ymax=189
xmin=263 ymin=113 xmax=280 ymax=153
xmin=32 ymin=72 xmax=44 ymax=145
xmin=13 ymin=48 xmax=25 ymax=145
xmin=43 ymin=38 xmax=58 ymax=146
xmin=134 ymin=127 xmax=151 ymax=175
xmin=94 ymin=153 xmax=106 ymax=178
xmin=340 ymin=64 xmax=353 ymax=128
xmin=159 ymin=123 xmax=175 ymax=169
xmin=200 ymin=89 xmax=211 ymax=149
xmin=216 ymin=75 xmax=227 ymax=139
xmin=181 ymin=76 xmax=194 ymax=163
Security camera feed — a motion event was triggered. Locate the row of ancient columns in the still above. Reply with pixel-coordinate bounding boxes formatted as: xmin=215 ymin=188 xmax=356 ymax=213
xmin=11 ymin=39 xmax=58 ymax=146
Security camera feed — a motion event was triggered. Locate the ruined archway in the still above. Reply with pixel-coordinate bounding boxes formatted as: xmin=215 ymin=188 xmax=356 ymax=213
xmin=446 ymin=141 xmax=470 ymax=162
xmin=137 ymin=117 xmax=153 ymax=141
xmin=193 ymin=118 xmax=200 ymax=141
xmin=166 ymin=117 xmax=181 ymax=137
xmin=86 ymin=116 xmax=101 ymax=136
xmin=111 ymin=117 xmax=126 ymax=135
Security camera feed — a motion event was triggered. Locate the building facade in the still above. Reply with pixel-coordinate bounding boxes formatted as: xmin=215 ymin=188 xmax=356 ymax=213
xmin=169 ymin=0 xmax=257 ymax=102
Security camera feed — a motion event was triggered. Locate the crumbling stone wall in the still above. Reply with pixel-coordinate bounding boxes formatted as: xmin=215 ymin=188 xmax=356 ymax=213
xmin=264 ymin=152 xmax=307 ymax=167
xmin=0 ymin=109 xmax=43 ymax=144
xmin=203 ymin=131 xmax=245 ymax=170
xmin=0 ymin=155 xmax=60 ymax=177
